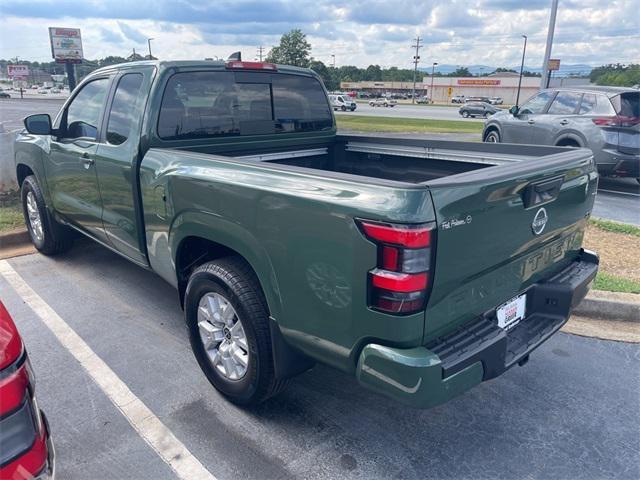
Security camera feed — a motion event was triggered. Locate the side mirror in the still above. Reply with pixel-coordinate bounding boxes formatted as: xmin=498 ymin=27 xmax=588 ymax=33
xmin=24 ymin=114 xmax=52 ymax=135
xmin=509 ymin=105 xmax=519 ymax=116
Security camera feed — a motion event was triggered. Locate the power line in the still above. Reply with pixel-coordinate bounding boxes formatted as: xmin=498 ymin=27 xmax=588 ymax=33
xmin=411 ymin=35 xmax=422 ymax=104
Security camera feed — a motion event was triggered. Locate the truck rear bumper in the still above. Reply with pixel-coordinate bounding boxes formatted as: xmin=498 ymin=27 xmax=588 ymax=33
xmin=355 ymin=249 xmax=599 ymax=409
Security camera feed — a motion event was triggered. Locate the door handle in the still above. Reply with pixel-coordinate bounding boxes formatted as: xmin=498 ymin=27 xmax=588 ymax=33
xmin=527 ymin=119 xmax=535 ymax=124
xmin=559 ymin=119 xmax=569 ymax=125
xmin=80 ymin=152 xmax=94 ymax=169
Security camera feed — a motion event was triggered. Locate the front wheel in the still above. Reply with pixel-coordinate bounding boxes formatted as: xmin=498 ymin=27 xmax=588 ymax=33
xmin=185 ymin=257 xmax=288 ymax=405
xmin=21 ymin=175 xmax=73 ymax=255
xmin=484 ymin=130 xmax=501 ymax=143
xmin=462 ymin=111 xmax=469 ymax=118
xmin=341 ymin=105 xmax=346 ymax=111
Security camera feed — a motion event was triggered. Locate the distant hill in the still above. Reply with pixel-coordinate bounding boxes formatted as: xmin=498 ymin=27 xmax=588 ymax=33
xmin=419 ymin=64 xmax=593 ymax=77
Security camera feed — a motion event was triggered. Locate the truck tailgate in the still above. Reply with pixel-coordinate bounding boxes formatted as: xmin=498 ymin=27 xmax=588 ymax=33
xmin=423 ymin=147 xmax=598 ymax=341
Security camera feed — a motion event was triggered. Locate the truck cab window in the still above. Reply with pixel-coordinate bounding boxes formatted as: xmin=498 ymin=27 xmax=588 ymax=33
xmin=106 ymin=74 xmax=144 ymax=145
xmin=60 ymin=78 xmax=109 ymax=140
xmin=158 ymin=71 xmax=332 ymax=140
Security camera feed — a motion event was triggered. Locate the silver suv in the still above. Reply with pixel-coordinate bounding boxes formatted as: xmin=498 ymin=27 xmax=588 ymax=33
xmin=483 ymin=87 xmax=639 ymax=180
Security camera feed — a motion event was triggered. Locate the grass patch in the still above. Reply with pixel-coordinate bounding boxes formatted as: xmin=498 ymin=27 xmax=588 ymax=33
xmin=336 ymin=115 xmax=483 ymax=134
xmin=589 ymin=218 xmax=640 ymax=237
xmin=0 ymin=191 xmax=23 ymax=232
xmin=593 ymin=272 xmax=640 ymax=294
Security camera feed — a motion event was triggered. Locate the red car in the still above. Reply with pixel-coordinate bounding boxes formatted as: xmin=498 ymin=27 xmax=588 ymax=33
xmin=0 ymin=302 xmax=55 ymax=479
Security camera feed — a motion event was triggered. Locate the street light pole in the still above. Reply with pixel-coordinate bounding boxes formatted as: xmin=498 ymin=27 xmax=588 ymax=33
xmin=540 ymin=0 xmax=559 ymax=89
xmin=430 ymin=62 xmax=438 ymax=104
xmin=515 ymin=35 xmax=527 ymax=108
xmin=147 ymin=38 xmax=154 ymax=60
xmin=331 ymin=54 xmax=335 ymax=68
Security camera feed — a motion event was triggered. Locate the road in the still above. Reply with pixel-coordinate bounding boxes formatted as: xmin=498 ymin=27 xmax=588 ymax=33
xmin=0 ymin=241 xmax=637 ymax=480
xmin=335 ymin=102 xmax=484 ymax=122
xmin=1 ymin=98 xmax=637 ymax=225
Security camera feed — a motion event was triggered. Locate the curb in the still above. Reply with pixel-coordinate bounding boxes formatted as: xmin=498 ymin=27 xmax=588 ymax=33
xmin=574 ymin=290 xmax=640 ymax=323
xmin=0 ymin=228 xmax=30 ymax=249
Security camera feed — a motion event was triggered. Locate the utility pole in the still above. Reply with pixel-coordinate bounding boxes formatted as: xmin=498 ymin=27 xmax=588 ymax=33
xmin=411 ymin=36 xmax=422 ymax=104
xmin=331 ymin=54 xmax=335 ymax=68
xmin=147 ymin=38 xmax=154 ymax=60
xmin=132 ymin=47 xmax=136 ymax=61
xmin=430 ymin=62 xmax=438 ymax=103
xmin=540 ymin=0 xmax=559 ymax=89
xmin=515 ymin=35 xmax=528 ymax=108
xmin=256 ymin=46 xmax=264 ymax=61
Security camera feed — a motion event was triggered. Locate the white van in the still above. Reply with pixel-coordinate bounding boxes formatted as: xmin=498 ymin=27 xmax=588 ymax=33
xmin=328 ymin=94 xmax=357 ymax=112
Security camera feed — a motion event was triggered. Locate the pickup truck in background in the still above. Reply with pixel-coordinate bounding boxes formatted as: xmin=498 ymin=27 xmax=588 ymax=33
xmin=14 ymin=60 xmax=599 ymax=408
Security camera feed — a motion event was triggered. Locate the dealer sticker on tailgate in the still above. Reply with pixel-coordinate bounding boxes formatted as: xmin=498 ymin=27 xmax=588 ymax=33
xmin=496 ymin=294 xmax=526 ymax=330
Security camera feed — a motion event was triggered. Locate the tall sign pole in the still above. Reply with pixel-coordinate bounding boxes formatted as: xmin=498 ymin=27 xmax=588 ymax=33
xmin=49 ymin=27 xmax=83 ymax=92
xmin=411 ymin=36 xmax=422 ymax=104
xmin=516 ymin=35 xmax=527 ymax=108
xmin=540 ymin=0 xmax=559 ymax=89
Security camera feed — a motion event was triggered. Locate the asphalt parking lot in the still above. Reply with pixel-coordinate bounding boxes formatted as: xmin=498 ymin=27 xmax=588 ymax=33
xmin=0 ymin=239 xmax=638 ymax=479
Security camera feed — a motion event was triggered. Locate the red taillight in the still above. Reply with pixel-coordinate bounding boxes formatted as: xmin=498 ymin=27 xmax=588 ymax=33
xmin=225 ymin=61 xmax=277 ymax=71
xmin=357 ymin=219 xmax=435 ymax=315
xmin=0 ymin=361 xmax=30 ymax=415
xmin=360 ymin=221 xmax=431 ymax=248
xmin=592 ymin=115 xmax=640 ymax=127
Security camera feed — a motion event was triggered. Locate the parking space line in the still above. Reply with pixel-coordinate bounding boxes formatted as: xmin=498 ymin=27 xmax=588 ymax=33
xmin=0 ymin=260 xmax=217 ymax=480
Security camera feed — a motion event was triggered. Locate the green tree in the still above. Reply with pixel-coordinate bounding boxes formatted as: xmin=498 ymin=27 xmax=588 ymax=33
xmin=309 ymin=60 xmax=338 ymax=90
xmin=590 ymin=64 xmax=640 ymax=86
xmin=448 ymin=67 xmax=472 ymax=77
xmin=266 ymin=29 xmax=311 ymax=67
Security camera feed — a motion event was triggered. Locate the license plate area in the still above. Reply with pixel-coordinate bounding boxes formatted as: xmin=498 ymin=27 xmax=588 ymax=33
xmin=496 ymin=293 xmax=527 ymax=330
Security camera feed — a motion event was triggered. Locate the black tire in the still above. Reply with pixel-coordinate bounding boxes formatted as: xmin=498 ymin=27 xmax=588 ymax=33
xmin=185 ymin=257 xmax=288 ymax=405
xmin=462 ymin=111 xmax=469 ymax=118
xmin=484 ymin=129 xmax=501 ymax=143
xmin=341 ymin=105 xmax=347 ymax=111
xmin=21 ymin=175 xmax=73 ymax=255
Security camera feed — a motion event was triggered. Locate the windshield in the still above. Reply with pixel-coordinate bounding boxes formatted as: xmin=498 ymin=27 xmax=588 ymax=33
xmin=158 ymin=71 xmax=333 ymax=140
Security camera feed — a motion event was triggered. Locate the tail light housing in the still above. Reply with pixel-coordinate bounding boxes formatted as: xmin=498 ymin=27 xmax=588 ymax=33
xmin=592 ymin=115 xmax=640 ymax=127
xmin=357 ymin=219 xmax=436 ymax=315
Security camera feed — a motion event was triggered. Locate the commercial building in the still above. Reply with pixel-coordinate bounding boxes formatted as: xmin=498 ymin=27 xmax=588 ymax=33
xmin=341 ymin=72 xmax=566 ymax=104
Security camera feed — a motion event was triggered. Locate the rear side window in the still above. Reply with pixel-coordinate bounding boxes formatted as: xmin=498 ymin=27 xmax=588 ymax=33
xmin=106 ymin=74 xmax=144 ymax=145
xmin=158 ymin=71 xmax=332 ymax=140
xmin=578 ymin=94 xmax=616 ymax=115
xmin=611 ymin=92 xmax=640 ymax=118
xmin=547 ymin=91 xmax=582 ymax=115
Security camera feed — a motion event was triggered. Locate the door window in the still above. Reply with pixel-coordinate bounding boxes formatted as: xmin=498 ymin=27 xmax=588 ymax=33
xmin=547 ymin=91 xmax=583 ymax=115
xmin=61 ymin=78 xmax=109 ymax=140
xmin=519 ymin=91 xmax=555 ymax=114
xmin=106 ymin=74 xmax=144 ymax=145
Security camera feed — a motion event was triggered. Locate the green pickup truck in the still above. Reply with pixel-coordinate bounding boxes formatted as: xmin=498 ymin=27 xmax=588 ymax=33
xmin=15 ymin=60 xmax=599 ymax=408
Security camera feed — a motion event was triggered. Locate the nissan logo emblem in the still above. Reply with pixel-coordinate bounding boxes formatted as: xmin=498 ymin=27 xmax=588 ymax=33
xmin=532 ymin=207 xmax=548 ymax=235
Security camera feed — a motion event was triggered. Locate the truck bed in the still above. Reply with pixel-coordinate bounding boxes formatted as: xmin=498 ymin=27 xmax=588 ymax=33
xmin=179 ymin=135 xmax=580 ymax=185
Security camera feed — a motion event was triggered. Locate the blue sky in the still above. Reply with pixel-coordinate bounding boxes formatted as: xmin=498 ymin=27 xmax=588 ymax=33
xmin=0 ymin=0 xmax=638 ymax=69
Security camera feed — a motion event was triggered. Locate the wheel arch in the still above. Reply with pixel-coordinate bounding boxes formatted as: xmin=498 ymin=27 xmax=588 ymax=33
xmin=169 ymin=214 xmax=283 ymax=322
xmin=482 ymin=124 xmax=501 ymax=141
xmin=554 ymin=132 xmax=585 ymax=147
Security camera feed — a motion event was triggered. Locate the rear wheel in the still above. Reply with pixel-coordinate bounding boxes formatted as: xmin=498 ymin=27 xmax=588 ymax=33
xmin=462 ymin=111 xmax=469 ymax=118
xmin=341 ymin=105 xmax=346 ymax=111
xmin=484 ymin=129 xmax=501 ymax=143
xmin=185 ymin=257 xmax=288 ymax=405
xmin=21 ymin=175 xmax=73 ymax=255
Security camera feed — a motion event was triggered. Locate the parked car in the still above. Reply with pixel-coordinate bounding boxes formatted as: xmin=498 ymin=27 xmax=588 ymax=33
xmin=50 ymin=88 xmax=61 ymax=94
xmin=31 ymin=85 xmax=39 ymax=90
xmin=0 ymin=302 xmax=55 ymax=479
xmin=329 ymin=94 xmax=357 ymax=111
xmin=37 ymin=89 xmax=47 ymax=94
xmin=15 ymin=60 xmax=598 ymax=409
xmin=369 ymin=97 xmax=397 ymax=107
xmin=483 ymin=87 xmax=640 ymax=180
xmin=490 ymin=97 xmax=504 ymax=105
xmin=459 ymin=102 xmax=500 ymax=118
xmin=0 ymin=91 xmax=10 ymax=98
xmin=451 ymin=95 xmax=465 ymax=104
xmin=465 ymin=96 xmax=491 ymax=104
xmin=416 ymin=96 xmax=431 ymax=104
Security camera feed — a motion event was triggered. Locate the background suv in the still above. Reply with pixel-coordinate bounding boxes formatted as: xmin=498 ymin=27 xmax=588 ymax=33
xmin=483 ymin=87 xmax=640 ymax=180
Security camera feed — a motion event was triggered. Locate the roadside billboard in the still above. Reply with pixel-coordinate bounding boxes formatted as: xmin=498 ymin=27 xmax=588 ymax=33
xmin=48 ymin=27 xmax=83 ymax=63
xmin=548 ymin=59 xmax=561 ymax=71
xmin=7 ymin=65 xmax=29 ymax=78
